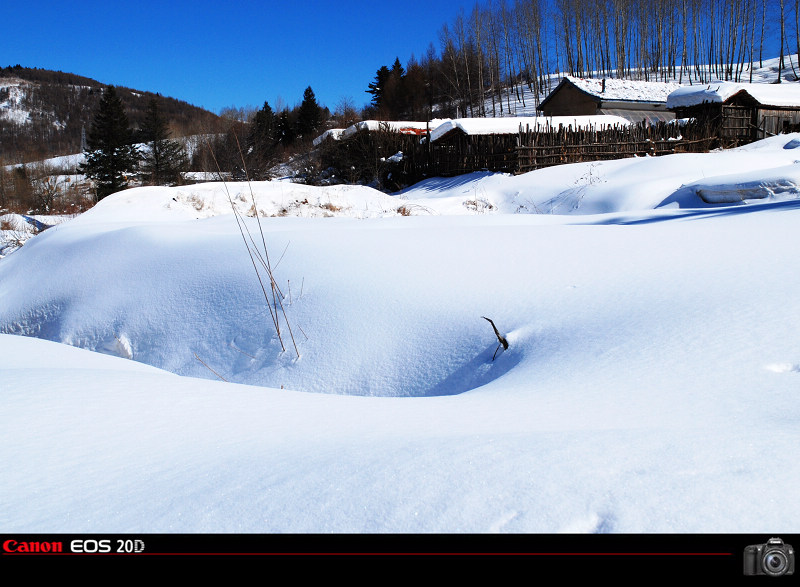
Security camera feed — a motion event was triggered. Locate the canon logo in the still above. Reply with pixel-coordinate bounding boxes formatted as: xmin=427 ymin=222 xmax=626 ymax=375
xmin=3 ymin=540 xmax=63 ymax=553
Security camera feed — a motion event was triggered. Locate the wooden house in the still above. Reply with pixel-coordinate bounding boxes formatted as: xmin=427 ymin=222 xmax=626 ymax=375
xmin=538 ymin=76 xmax=680 ymax=125
xmin=667 ymin=82 xmax=800 ymax=146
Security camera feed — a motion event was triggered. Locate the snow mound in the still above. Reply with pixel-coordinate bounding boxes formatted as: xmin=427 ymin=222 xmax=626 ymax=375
xmin=72 ymin=181 xmax=409 ymax=225
xmin=400 ymin=134 xmax=800 ymax=215
xmin=4 ymin=136 xmax=800 ymax=532
xmin=660 ymin=164 xmax=800 ymax=206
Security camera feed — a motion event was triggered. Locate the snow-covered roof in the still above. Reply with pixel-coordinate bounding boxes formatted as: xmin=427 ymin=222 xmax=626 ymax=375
xmin=341 ymin=120 xmax=442 ymax=139
xmin=546 ymin=76 xmax=682 ymax=105
xmin=430 ymin=115 xmax=631 ymax=142
xmin=312 ymin=128 xmax=344 ymax=146
xmin=667 ymin=81 xmax=800 ymax=109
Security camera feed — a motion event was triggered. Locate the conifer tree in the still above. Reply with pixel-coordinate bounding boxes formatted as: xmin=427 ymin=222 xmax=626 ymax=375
xmin=275 ymin=108 xmax=296 ymax=146
xmin=366 ymin=59 xmax=407 ymax=119
xmin=247 ymin=101 xmax=277 ymax=178
xmin=296 ymin=86 xmax=322 ymax=140
xmin=140 ymin=98 xmax=187 ymax=186
xmin=80 ymin=86 xmax=139 ymax=200
xmin=367 ymin=65 xmax=392 ymax=109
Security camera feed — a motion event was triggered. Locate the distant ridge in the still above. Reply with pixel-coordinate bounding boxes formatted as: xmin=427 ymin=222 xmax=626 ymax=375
xmin=0 ymin=65 xmax=224 ymax=164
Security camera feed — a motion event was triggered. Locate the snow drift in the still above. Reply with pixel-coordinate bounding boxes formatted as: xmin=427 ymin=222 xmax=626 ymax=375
xmin=2 ymin=134 xmax=800 ymax=532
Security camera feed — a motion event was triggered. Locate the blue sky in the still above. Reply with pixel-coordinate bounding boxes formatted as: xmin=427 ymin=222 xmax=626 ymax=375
xmin=3 ymin=1 xmax=787 ymax=115
xmin=2 ymin=0 xmax=476 ymax=113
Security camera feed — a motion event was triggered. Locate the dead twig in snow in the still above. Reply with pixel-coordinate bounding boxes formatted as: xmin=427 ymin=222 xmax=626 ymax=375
xmin=482 ymin=316 xmax=509 ymax=361
xmin=194 ymin=352 xmax=228 ymax=382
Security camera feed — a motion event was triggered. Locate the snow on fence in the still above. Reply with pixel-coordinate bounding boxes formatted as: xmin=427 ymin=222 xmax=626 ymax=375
xmin=317 ymin=117 xmax=720 ymax=184
xmin=406 ymin=119 xmax=717 ymax=178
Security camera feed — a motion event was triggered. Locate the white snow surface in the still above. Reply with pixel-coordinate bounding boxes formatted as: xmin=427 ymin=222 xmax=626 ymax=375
xmin=3 ymin=134 xmax=800 ymax=533
xmin=667 ymin=80 xmax=800 ymax=109
xmin=312 ymin=128 xmax=345 ymax=146
xmin=341 ymin=119 xmax=439 ymax=138
xmin=402 ymin=132 xmax=800 ymax=214
xmin=429 ymin=115 xmax=631 ymax=142
xmin=0 ymin=81 xmax=31 ymax=125
xmin=563 ymin=76 xmax=681 ymax=103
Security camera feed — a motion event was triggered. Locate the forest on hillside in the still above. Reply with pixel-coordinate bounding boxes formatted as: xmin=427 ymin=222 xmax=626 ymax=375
xmin=0 ymin=66 xmax=224 ymax=163
xmin=364 ymin=0 xmax=792 ymax=120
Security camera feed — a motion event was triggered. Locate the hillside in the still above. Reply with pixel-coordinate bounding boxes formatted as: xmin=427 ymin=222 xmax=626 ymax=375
xmin=0 ymin=65 xmax=224 ymax=164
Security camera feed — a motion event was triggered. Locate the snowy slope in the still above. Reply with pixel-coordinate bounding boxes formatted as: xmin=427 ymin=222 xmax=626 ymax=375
xmin=399 ymin=133 xmax=800 ymax=215
xmin=485 ymin=54 xmax=800 ymax=117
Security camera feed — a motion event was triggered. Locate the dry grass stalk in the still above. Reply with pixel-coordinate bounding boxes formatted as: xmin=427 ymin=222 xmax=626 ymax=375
xmin=202 ymin=135 xmax=300 ymax=359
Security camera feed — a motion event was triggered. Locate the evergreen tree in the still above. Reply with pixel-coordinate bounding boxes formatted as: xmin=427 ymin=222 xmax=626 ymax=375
xmin=275 ymin=108 xmax=296 ymax=146
xmin=296 ymin=86 xmax=322 ymax=139
xmin=80 ymin=86 xmax=139 ymax=200
xmin=247 ymin=101 xmax=277 ymax=178
xmin=140 ymin=98 xmax=187 ymax=186
xmin=366 ymin=59 xmax=407 ymax=119
xmin=366 ymin=65 xmax=392 ymax=109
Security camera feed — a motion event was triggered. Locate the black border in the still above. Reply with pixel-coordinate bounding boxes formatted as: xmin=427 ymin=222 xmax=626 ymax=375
xmin=4 ymin=533 xmax=798 ymax=577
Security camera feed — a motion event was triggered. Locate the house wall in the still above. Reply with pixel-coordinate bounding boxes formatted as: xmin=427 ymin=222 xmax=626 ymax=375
xmin=758 ymin=108 xmax=800 ymax=136
xmin=539 ymin=84 xmax=598 ymax=116
xmin=598 ymin=108 xmax=675 ymax=125
xmin=674 ymin=99 xmax=800 ymax=145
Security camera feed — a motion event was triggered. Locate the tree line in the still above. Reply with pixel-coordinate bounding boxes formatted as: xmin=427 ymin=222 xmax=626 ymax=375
xmin=193 ymin=86 xmax=327 ymax=180
xmin=364 ymin=0 xmax=791 ymax=121
xmin=78 ymin=86 xmax=188 ymax=200
xmin=79 ymin=84 xmax=327 ymax=201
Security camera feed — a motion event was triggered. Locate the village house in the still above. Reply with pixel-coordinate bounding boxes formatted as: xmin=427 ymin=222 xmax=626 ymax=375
xmin=667 ymin=81 xmax=800 ymax=146
xmin=537 ymin=76 xmax=681 ymax=125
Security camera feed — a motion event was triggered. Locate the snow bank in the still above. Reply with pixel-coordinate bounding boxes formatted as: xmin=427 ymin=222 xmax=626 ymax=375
xmin=68 ymin=181 xmax=406 ymax=225
xmin=3 ymin=131 xmax=800 ymax=533
xmin=399 ymin=133 xmax=800 ymax=215
xmin=3 ymin=198 xmax=800 ymax=532
xmin=667 ymin=81 xmax=800 ymax=109
xmin=312 ymin=128 xmax=345 ymax=146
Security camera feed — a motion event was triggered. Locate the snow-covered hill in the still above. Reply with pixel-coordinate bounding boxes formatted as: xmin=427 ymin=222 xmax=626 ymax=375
xmin=484 ymin=54 xmax=800 ymax=117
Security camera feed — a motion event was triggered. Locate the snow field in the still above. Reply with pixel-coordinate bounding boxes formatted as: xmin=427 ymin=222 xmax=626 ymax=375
xmin=2 ymin=134 xmax=800 ymax=532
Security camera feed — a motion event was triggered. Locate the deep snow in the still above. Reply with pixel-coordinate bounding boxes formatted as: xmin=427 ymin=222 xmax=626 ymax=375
xmin=2 ymin=134 xmax=800 ymax=533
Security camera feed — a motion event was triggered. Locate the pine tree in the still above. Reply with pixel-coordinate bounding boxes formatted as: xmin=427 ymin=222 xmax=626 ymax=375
xmin=80 ymin=86 xmax=140 ymax=200
xmin=247 ymin=101 xmax=277 ymax=178
xmin=296 ymin=86 xmax=322 ymax=140
xmin=140 ymin=98 xmax=187 ymax=186
xmin=366 ymin=59 xmax=407 ymax=119
xmin=367 ymin=65 xmax=392 ymax=109
xmin=275 ymin=108 xmax=296 ymax=146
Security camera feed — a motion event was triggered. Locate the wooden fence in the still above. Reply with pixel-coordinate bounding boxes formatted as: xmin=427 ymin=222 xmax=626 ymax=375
xmin=408 ymin=119 xmax=718 ymax=179
xmin=514 ymin=120 xmax=716 ymax=173
xmin=318 ymin=119 xmax=719 ymax=186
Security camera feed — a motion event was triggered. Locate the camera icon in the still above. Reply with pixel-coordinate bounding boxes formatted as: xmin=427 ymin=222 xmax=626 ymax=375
xmin=743 ymin=537 xmax=795 ymax=576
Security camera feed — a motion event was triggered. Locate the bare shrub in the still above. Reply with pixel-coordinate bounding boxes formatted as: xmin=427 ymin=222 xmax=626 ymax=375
xmin=320 ymin=202 xmax=341 ymax=213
